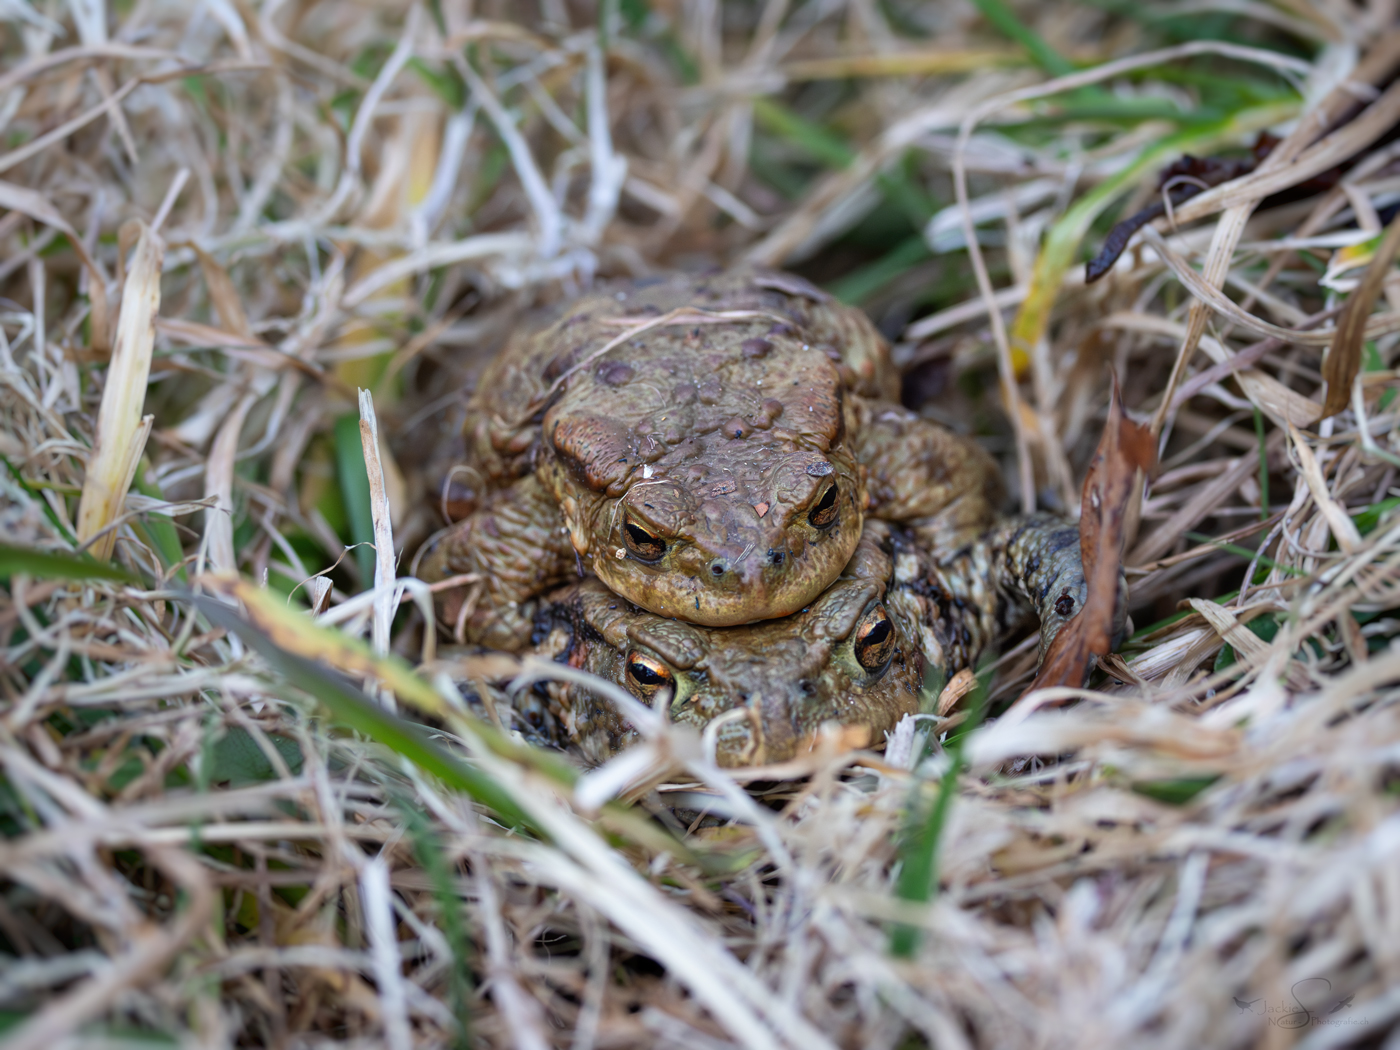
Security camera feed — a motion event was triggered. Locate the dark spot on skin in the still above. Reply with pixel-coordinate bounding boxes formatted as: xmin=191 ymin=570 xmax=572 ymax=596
xmin=767 ymin=322 xmax=796 ymax=338
xmin=741 ymin=337 xmax=772 ymax=359
xmin=725 ymin=417 xmax=753 ymax=439
xmin=767 ymin=549 xmax=785 ymax=566
xmin=1055 ymin=592 xmax=1076 ymax=617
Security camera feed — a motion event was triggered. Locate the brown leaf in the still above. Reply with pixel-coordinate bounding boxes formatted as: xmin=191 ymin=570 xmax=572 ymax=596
xmin=1025 ymin=377 xmax=1156 ymax=695
xmin=1323 ymin=209 xmax=1400 ymax=417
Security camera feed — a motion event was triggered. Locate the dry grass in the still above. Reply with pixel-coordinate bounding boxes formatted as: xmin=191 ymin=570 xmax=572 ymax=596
xmin=4 ymin=0 xmax=1400 ymax=1047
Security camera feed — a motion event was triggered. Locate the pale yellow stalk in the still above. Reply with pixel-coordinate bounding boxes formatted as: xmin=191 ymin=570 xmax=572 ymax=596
xmin=75 ymin=220 xmax=162 ymax=561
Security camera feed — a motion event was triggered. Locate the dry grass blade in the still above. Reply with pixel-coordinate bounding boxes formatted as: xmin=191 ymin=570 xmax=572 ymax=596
xmin=358 ymin=388 xmax=398 ymax=661
xmin=1323 ymin=210 xmax=1400 ymax=417
xmin=74 ymin=221 xmax=160 ymax=560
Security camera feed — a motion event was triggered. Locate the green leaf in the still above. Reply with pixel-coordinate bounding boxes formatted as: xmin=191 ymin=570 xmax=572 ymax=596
xmin=1351 ymin=496 xmax=1400 ymax=536
xmin=1213 ymin=614 xmax=1280 ymax=671
xmin=1131 ymin=775 xmax=1220 ymax=805
xmin=827 ymin=236 xmax=932 ymax=305
xmin=194 ymin=595 xmax=536 ymax=832
xmin=3 ymin=455 xmax=78 ymax=546
xmin=399 ymin=802 xmax=474 ymax=1048
xmin=968 ymin=0 xmax=1074 ymax=77
xmin=0 ymin=542 xmax=139 ymax=583
xmin=752 ymin=98 xmax=855 ymax=170
xmin=890 ymin=676 xmax=990 ymax=957
xmin=207 ymin=728 xmax=305 ymax=786
xmin=409 ymin=58 xmax=466 ymax=109
xmin=132 ymin=463 xmax=187 ymax=579
xmin=333 ymin=414 xmax=375 ymax=586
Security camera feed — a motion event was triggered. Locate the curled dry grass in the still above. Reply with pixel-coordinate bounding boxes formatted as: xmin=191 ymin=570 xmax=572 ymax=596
xmin=3 ymin=0 xmax=1400 ymax=1047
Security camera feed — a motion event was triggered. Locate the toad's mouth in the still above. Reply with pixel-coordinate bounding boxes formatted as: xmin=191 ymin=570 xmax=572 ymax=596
xmin=594 ymin=522 xmax=863 ymax=627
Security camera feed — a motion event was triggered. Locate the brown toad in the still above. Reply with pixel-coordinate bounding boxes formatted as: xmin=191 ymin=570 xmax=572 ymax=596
xmin=420 ymin=269 xmax=1000 ymax=648
xmin=528 ymin=517 xmax=1092 ymax=767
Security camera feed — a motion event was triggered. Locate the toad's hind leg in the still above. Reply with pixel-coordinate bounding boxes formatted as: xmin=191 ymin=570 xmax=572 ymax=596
xmin=852 ymin=402 xmax=1004 ymax=546
xmin=418 ymin=473 xmax=576 ymax=651
xmin=890 ymin=515 xmax=1114 ymax=678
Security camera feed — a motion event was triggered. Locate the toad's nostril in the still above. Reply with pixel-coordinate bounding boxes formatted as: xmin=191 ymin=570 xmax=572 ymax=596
xmin=709 ymin=559 xmax=728 ymax=577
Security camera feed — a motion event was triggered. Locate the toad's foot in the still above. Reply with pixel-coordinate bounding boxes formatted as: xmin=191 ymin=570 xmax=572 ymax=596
xmin=888 ymin=514 xmax=1121 ymax=680
xmin=418 ymin=473 xmax=577 ymax=650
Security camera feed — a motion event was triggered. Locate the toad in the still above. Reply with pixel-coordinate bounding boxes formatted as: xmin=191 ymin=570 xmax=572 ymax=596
xmin=420 ymin=269 xmax=1002 ymax=649
xmin=529 ymin=517 xmax=1092 ymax=766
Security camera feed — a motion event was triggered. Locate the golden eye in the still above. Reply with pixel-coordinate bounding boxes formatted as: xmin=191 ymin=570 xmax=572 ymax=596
xmin=623 ymin=520 xmax=666 ymax=562
xmin=625 ymin=651 xmax=674 ymax=700
xmin=808 ymin=482 xmax=839 ymax=529
xmin=853 ymin=605 xmax=896 ymax=673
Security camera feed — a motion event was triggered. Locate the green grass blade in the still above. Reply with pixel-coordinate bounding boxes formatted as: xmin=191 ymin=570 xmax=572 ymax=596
xmin=0 ymin=542 xmax=140 ymax=583
xmin=132 ymin=464 xmax=188 ymax=580
xmin=890 ymin=677 xmax=990 ymax=957
xmin=194 ymin=595 xmax=536 ymax=832
xmin=3 ymin=455 xmax=78 ymax=547
xmin=333 ymin=414 xmax=375 ymax=586
xmin=968 ymin=0 xmax=1075 ymax=77
xmin=1131 ymin=774 xmax=1220 ymax=805
xmin=827 ymin=236 xmax=932 ymax=305
xmin=751 ymin=98 xmax=855 ymax=170
xmin=1009 ymin=100 xmax=1298 ymax=364
xmin=398 ymin=802 xmax=474 ymax=1048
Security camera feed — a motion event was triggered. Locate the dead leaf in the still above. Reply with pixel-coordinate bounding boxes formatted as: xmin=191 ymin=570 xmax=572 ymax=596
xmin=1323 ymin=208 xmax=1400 ymax=417
xmin=1024 ymin=377 xmax=1156 ymax=696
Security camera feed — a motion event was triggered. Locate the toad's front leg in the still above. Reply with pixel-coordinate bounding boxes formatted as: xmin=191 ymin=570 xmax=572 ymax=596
xmin=418 ymin=473 xmax=577 ymax=651
xmin=851 ymin=400 xmax=1004 ymax=548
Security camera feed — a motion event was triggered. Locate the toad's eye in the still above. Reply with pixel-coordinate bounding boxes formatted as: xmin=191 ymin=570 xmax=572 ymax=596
xmin=623 ymin=521 xmax=666 ymax=562
xmin=853 ymin=605 xmax=896 ymax=673
xmin=808 ymin=482 xmax=839 ymax=529
xmin=625 ymin=651 xmax=673 ymax=700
